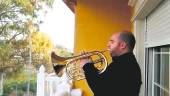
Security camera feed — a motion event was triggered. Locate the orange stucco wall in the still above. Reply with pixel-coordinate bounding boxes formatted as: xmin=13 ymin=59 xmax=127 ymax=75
xmin=73 ymin=0 xmax=132 ymax=96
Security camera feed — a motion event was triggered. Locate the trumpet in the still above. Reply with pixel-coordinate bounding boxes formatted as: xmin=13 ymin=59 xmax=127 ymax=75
xmin=51 ymin=49 xmax=109 ymax=80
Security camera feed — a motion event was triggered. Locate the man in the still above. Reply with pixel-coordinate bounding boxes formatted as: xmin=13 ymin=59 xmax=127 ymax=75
xmin=80 ymin=31 xmax=142 ymax=96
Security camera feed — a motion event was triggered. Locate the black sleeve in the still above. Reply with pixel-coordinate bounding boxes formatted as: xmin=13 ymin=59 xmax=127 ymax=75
xmin=83 ymin=63 xmax=102 ymax=92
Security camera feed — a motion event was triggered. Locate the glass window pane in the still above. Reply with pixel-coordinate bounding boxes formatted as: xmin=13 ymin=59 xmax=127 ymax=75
xmin=147 ymin=48 xmax=154 ymax=96
xmin=154 ymin=48 xmax=161 ymax=84
xmin=147 ymin=46 xmax=170 ymax=96
xmin=160 ymin=88 xmax=169 ymax=96
xmin=161 ymin=47 xmax=169 ymax=90
xmin=154 ymin=84 xmax=160 ymax=96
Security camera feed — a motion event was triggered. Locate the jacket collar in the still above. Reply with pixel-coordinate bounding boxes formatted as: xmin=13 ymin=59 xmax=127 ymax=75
xmin=112 ymin=52 xmax=134 ymax=62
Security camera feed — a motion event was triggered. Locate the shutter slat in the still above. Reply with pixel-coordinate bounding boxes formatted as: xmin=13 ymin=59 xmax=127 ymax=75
xmin=146 ymin=0 xmax=170 ymax=47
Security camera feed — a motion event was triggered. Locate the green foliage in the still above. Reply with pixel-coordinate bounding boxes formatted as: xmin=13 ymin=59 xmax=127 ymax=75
xmin=55 ymin=45 xmax=73 ymax=57
xmin=55 ymin=48 xmax=73 ymax=57
xmin=0 ymin=0 xmax=75 ymax=95
xmin=3 ymin=79 xmax=36 ymax=96
xmin=3 ymin=70 xmax=37 ymax=96
xmin=0 ymin=0 xmax=54 ymax=72
xmin=0 ymin=42 xmax=14 ymax=62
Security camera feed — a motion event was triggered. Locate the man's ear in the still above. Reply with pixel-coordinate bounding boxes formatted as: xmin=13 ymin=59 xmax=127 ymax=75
xmin=120 ymin=41 xmax=127 ymax=49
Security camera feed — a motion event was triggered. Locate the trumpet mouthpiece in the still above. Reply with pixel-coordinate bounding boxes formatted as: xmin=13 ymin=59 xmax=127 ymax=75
xmin=107 ymin=49 xmax=110 ymax=51
xmin=102 ymin=49 xmax=110 ymax=52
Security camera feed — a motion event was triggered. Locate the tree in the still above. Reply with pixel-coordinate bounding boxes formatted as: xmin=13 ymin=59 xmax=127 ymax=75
xmin=54 ymin=45 xmax=73 ymax=57
xmin=30 ymin=31 xmax=54 ymax=70
xmin=0 ymin=0 xmax=54 ymax=72
xmin=0 ymin=0 xmax=54 ymax=95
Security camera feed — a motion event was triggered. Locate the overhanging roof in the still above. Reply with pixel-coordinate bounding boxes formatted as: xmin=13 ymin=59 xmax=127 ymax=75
xmin=63 ymin=0 xmax=76 ymax=13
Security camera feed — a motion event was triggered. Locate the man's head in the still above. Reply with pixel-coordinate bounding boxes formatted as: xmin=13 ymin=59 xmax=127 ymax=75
xmin=107 ymin=31 xmax=136 ymax=57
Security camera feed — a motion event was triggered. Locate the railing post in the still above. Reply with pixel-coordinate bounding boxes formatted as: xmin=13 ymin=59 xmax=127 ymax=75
xmin=36 ymin=65 xmax=45 ymax=96
xmin=36 ymin=65 xmax=82 ymax=96
xmin=0 ymin=73 xmax=4 ymax=96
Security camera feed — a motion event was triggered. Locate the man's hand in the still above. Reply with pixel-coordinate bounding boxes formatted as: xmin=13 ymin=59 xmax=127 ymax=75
xmin=80 ymin=58 xmax=91 ymax=68
xmin=79 ymin=51 xmax=92 ymax=68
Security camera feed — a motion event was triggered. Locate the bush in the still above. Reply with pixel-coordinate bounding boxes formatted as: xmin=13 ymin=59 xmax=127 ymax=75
xmin=3 ymin=72 xmax=37 ymax=96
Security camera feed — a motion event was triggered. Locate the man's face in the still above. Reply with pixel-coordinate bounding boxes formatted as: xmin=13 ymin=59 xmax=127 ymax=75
xmin=107 ymin=33 xmax=122 ymax=57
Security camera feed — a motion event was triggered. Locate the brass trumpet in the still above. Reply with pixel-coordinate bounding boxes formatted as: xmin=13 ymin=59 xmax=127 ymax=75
xmin=51 ymin=49 xmax=109 ymax=80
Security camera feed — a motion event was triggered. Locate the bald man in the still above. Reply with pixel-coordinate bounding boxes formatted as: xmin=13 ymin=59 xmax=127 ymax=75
xmin=81 ymin=31 xmax=142 ymax=96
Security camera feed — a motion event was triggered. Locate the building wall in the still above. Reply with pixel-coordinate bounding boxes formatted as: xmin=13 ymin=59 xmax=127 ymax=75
xmin=133 ymin=20 xmax=145 ymax=96
xmin=73 ymin=0 xmax=132 ymax=96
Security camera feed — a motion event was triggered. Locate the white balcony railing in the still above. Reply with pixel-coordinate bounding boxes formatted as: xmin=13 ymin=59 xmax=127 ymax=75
xmin=36 ymin=65 xmax=82 ymax=96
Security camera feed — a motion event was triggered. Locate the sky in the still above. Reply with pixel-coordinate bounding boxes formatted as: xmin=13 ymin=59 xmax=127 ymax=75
xmin=39 ymin=0 xmax=75 ymax=51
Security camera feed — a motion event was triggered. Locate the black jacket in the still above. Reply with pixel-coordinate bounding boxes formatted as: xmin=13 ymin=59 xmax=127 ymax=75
xmin=83 ymin=52 xmax=142 ymax=96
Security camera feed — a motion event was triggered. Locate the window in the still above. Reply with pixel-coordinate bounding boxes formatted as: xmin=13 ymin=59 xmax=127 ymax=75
xmin=146 ymin=45 xmax=169 ymax=96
